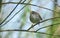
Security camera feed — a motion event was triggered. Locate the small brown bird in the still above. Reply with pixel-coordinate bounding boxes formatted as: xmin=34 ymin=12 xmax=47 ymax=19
xmin=30 ymin=11 xmax=42 ymax=24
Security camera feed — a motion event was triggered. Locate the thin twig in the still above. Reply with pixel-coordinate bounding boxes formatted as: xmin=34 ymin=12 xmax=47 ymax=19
xmin=0 ymin=29 xmax=60 ymax=37
xmin=22 ymin=0 xmax=26 ymax=3
xmin=1 ymin=2 xmax=60 ymax=14
xmin=27 ymin=17 xmax=60 ymax=30
xmin=1 ymin=1 xmax=60 ymax=30
xmin=36 ymin=23 xmax=60 ymax=32
xmin=0 ymin=0 xmax=31 ymax=27
xmin=0 ymin=0 xmax=23 ymax=25
xmin=1 ymin=1 xmax=60 ymax=8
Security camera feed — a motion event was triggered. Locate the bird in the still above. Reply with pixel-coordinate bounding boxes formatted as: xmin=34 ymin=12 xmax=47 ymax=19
xmin=30 ymin=11 xmax=42 ymax=24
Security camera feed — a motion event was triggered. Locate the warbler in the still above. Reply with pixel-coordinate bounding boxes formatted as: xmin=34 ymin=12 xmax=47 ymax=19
xmin=30 ymin=11 xmax=42 ymax=24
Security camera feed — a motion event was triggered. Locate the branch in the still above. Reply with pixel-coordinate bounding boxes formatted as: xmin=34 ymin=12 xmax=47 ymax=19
xmin=0 ymin=0 xmax=31 ymax=27
xmin=0 ymin=2 xmax=59 ymax=27
xmin=27 ymin=17 xmax=60 ymax=30
xmin=1 ymin=1 xmax=60 ymax=7
xmin=1 ymin=2 xmax=60 ymax=12
xmin=0 ymin=29 xmax=60 ymax=37
xmin=0 ymin=0 xmax=23 ymax=25
xmin=1 ymin=2 xmax=60 ymax=30
xmin=36 ymin=23 xmax=60 ymax=32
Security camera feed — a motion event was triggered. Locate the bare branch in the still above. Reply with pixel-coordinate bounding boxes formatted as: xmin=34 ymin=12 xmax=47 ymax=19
xmin=1 ymin=2 xmax=60 ymax=15
xmin=0 ymin=0 xmax=23 ymax=25
xmin=27 ymin=17 xmax=60 ymax=30
xmin=0 ymin=0 xmax=31 ymax=27
xmin=36 ymin=23 xmax=60 ymax=32
xmin=0 ymin=29 xmax=60 ymax=37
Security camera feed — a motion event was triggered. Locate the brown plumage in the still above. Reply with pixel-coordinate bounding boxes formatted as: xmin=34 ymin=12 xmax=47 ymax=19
xmin=30 ymin=11 xmax=42 ymax=23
